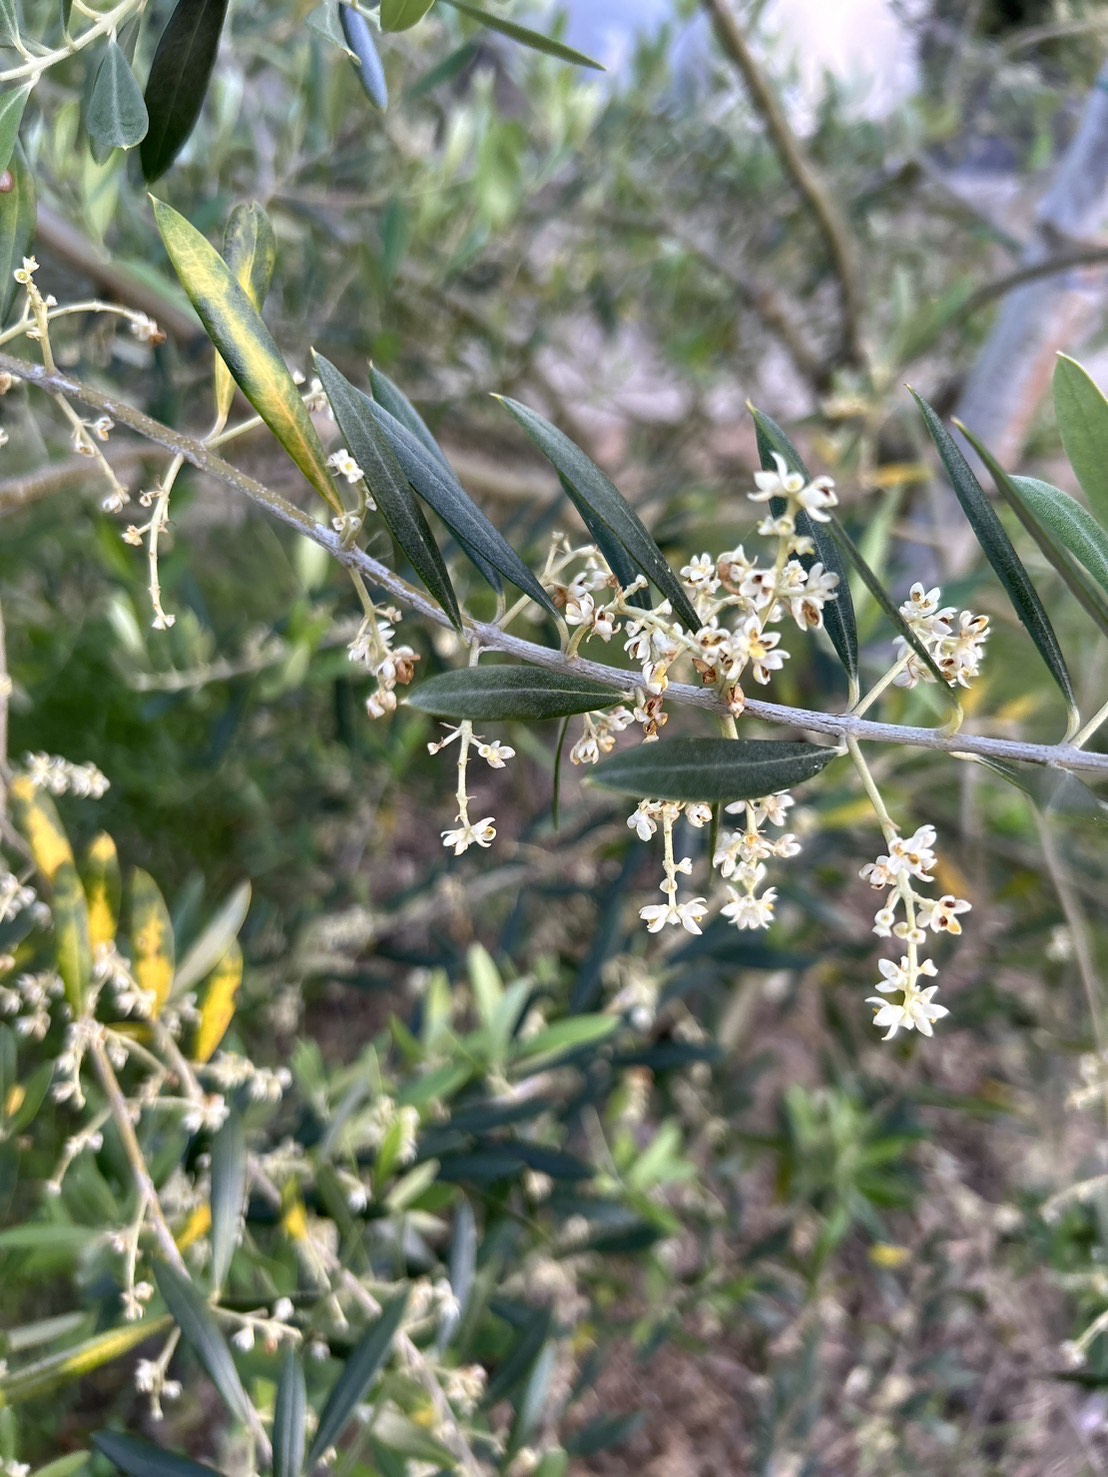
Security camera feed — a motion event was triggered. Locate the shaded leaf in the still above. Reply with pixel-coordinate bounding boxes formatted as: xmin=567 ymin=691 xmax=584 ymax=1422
xmin=0 ymin=0 xmax=21 ymax=48
xmin=380 ymin=0 xmax=436 ymax=30
xmin=130 ymin=868 xmax=175 ymax=1019
xmin=0 ymin=141 xmax=36 ymax=325
xmin=976 ymin=758 xmax=1108 ymax=828
xmin=0 ymin=1316 xmax=173 ymax=1406
xmin=306 ymin=1294 xmax=409 ymax=1464
xmin=141 ymin=0 xmax=229 ymax=182
xmin=313 ymin=353 xmax=461 ymax=629
xmin=82 ymin=832 xmax=121 ymax=951
xmin=339 ymin=4 xmax=388 ymax=110
xmin=1053 ymin=353 xmax=1108 ymax=528
xmin=592 ymin=737 xmax=838 ymax=803
xmin=174 ymin=880 xmax=250 ymax=996
xmin=272 ymin=1350 xmax=307 ymax=1477
xmin=408 ymin=665 xmax=624 ymax=721
xmin=0 ymin=84 xmax=31 ymax=179
xmin=448 ymin=1197 xmax=477 ymax=1326
xmin=9 ymin=776 xmax=90 ymax=1013
xmin=153 ymin=1262 xmax=254 ymax=1427
xmin=369 ymin=364 xmax=451 ymax=469
xmin=750 ymin=407 xmax=858 ymax=686
xmin=92 ymin=1434 xmax=223 ymax=1477
xmin=152 ymin=199 xmax=343 ymax=516
xmin=192 ymin=940 xmax=244 ymax=1064
xmin=496 ymin=396 xmax=699 ymax=630
xmin=914 ymin=390 xmax=1077 ymax=720
xmin=209 ymin=1110 xmax=245 ymax=1292
xmin=1009 ymin=475 xmax=1108 ymax=599
xmin=367 ymin=398 xmax=555 ymax=611
xmin=86 ymin=42 xmax=149 ymax=162
xmin=442 ymin=0 xmax=604 ymax=68
xmin=214 ymin=204 xmax=277 ymax=428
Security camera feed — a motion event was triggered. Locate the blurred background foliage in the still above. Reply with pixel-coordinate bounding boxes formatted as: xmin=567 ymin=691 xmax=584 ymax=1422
xmin=1 ymin=0 xmax=1108 ymax=1471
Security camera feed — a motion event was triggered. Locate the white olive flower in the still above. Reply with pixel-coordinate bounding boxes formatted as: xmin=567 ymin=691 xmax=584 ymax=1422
xmin=441 ymin=818 xmax=496 ymax=855
xmin=477 ymin=740 xmax=515 ymax=768
xmin=720 ymin=885 xmax=777 ymax=930
xmin=639 ymin=898 xmax=708 ymax=934
xmin=916 ymin=894 xmax=972 ymax=935
xmin=327 ymin=449 xmax=364 ymax=483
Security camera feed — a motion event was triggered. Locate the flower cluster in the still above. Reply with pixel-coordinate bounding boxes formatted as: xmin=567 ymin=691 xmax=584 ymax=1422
xmin=628 ymin=799 xmax=712 ymax=934
xmin=349 ymin=607 xmax=420 ymax=719
xmin=860 ymin=823 xmax=969 ymax=1039
xmin=715 ymin=791 xmax=801 ymax=930
xmin=429 ymin=721 xmax=516 ymax=855
xmin=20 ymin=751 xmax=109 ymax=798
xmin=894 ymin=582 xmax=989 ymax=688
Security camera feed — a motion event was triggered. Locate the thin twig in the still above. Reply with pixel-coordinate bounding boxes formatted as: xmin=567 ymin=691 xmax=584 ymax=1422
xmin=699 ymin=0 xmax=866 ymax=371
xmin=1 ymin=350 xmax=1105 ymax=778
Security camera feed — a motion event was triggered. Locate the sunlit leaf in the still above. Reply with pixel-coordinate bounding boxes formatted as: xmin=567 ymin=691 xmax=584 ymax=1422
xmin=913 ymin=390 xmax=1077 ymax=721
xmin=408 ymin=665 xmax=624 ymax=721
xmin=152 ymin=199 xmax=344 ymax=516
xmin=513 ymin=1015 xmax=617 ymax=1064
xmin=130 ymin=868 xmax=175 ymax=1019
xmin=591 ymin=737 xmax=839 ymax=803
xmin=85 ymin=41 xmax=149 ymax=162
xmin=1053 ymin=353 xmax=1108 ymax=528
xmin=82 ymin=832 xmax=120 ymax=951
xmin=0 ymin=142 xmax=36 ymax=325
xmin=192 ymin=940 xmax=243 ymax=1064
xmin=496 ymin=396 xmax=700 ymax=631
xmin=313 ymin=353 xmax=461 ymax=629
xmin=153 ymin=1263 xmax=254 ymax=1427
xmin=93 ymin=1433 xmax=223 ymax=1477
xmin=0 ymin=1316 xmax=173 ymax=1406
xmin=339 ymin=4 xmax=388 ymax=110
xmin=306 ymin=1294 xmax=409 ymax=1464
xmin=441 ymin=0 xmax=604 ymax=68
xmin=213 ymin=204 xmax=276 ymax=428
xmin=380 ymin=0 xmax=436 ymax=30
xmin=141 ymin=0 xmax=229 ymax=181
xmin=9 ymin=776 xmax=91 ymax=1014
xmin=1009 ymin=475 xmax=1108 ymax=598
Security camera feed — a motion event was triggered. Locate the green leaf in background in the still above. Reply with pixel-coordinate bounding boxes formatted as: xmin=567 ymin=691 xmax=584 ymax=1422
xmin=213 ymin=203 xmax=277 ymax=429
xmin=367 ymin=398 xmax=556 ymax=613
xmin=306 ymin=1293 xmax=409 ymax=1464
xmin=0 ymin=1316 xmax=173 ymax=1406
xmin=272 ymin=1349 xmax=307 ymax=1477
xmin=496 ymin=396 xmax=701 ymax=632
xmin=153 ymin=1263 xmax=254 ymax=1428
xmin=28 ymin=1453 xmax=91 ymax=1477
xmin=380 ymin=0 xmax=436 ymax=31
xmin=1010 ymin=475 xmax=1108 ymax=599
xmin=312 ymin=353 xmax=462 ymax=630
xmin=152 ymin=199 xmax=344 ymax=516
xmin=407 ymin=665 xmax=624 ymax=721
xmin=976 ymin=758 xmax=1108 ymax=828
xmin=0 ymin=140 xmax=34 ymax=325
xmin=513 ymin=1014 xmax=618 ymax=1065
xmin=0 ymin=84 xmax=31 ymax=180
xmin=592 ymin=737 xmax=839 ymax=803
xmin=209 ymin=1111 xmax=245 ymax=1292
xmin=750 ymin=406 xmax=859 ymax=688
xmin=339 ymin=4 xmax=389 ymax=110
xmin=442 ymin=0 xmax=604 ymax=69
xmin=1053 ymin=353 xmax=1108 ymax=529
xmin=85 ymin=41 xmax=149 ymax=162
xmin=955 ymin=428 xmax=1108 ymax=641
xmin=912 ymin=390 xmax=1078 ymax=724
xmin=173 ymin=880 xmax=251 ymax=997
xmin=92 ymin=1433 xmax=224 ymax=1477
xmin=448 ymin=1197 xmax=477 ymax=1327
xmin=141 ymin=0 xmax=230 ymax=182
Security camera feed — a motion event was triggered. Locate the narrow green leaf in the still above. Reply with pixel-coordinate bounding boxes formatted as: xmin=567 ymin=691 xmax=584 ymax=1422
xmin=0 ymin=0 xmax=22 ymax=48
xmin=0 ymin=1317 xmax=173 ymax=1406
xmin=141 ymin=0 xmax=229 ymax=181
xmin=367 ymin=399 xmax=556 ymax=612
xmin=173 ymin=880 xmax=251 ymax=996
xmin=380 ymin=0 xmax=436 ymax=30
xmin=513 ymin=1015 xmax=617 ymax=1063
xmin=1053 ymin=353 xmax=1108 ymax=528
xmin=306 ymin=1293 xmax=409 ymax=1465
xmin=209 ymin=1111 xmax=245 ymax=1292
xmin=312 ymin=353 xmax=462 ymax=629
xmin=29 ymin=1453 xmax=91 ymax=1477
xmin=552 ymin=713 xmax=570 ymax=829
xmin=448 ymin=1198 xmax=477 ymax=1326
xmin=1009 ymin=475 xmax=1108 ymax=598
xmin=558 ymin=471 xmax=650 ymax=613
xmin=272 ymin=1350 xmax=307 ymax=1477
xmin=975 ymin=758 xmax=1108 ymax=828
xmin=86 ymin=41 xmax=149 ymax=161
xmin=305 ymin=0 xmax=347 ymax=48
xmin=496 ymin=396 xmax=700 ymax=631
xmin=152 ymin=199 xmax=343 ymax=516
xmin=92 ymin=1434 xmax=223 ymax=1477
xmin=441 ymin=0 xmax=604 ymax=68
xmin=0 ymin=84 xmax=31 ymax=180
xmin=408 ymin=665 xmax=624 ymax=721
xmin=213 ymin=203 xmax=277 ymax=427
xmin=339 ymin=4 xmax=388 ymax=110
xmin=822 ymin=515 xmax=953 ymax=694
xmin=955 ymin=428 xmax=1108 ymax=640
xmin=153 ymin=1263 xmax=254 ymax=1428
xmin=750 ymin=407 xmax=859 ymax=686
xmin=368 ymin=365 xmax=451 ymax=470
xmin=402 ymin=40 xmax=479 ymax=102
xmin=591 ymin=737 xmax=838 ymax=803
xmin=913 ymin=390 xmax=1077 ymax=719
xmin=0 ymin=140 xmax=34 ymax=325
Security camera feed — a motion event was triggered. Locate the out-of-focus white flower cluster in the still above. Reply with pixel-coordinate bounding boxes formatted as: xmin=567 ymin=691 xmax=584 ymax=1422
xmin=20 ymin=752 xmax=109 ymax=798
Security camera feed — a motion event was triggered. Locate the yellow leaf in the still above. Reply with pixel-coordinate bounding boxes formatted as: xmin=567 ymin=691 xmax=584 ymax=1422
xmin=282 ymin=1195 xmax=309 ymax=1243
xmin=192 ymin=939 xmax=243 ymax=1063
xmin=151 ymin=197 xmax=343 ymax=515
xmin=9 ymin=778 xmax=92 ymax=1014
xmin=869 ymin=1243 xmax=910 ymax=1270
xmin=130 ymin=868 xmax=175 ymax=1018
xmin=82 ymin=832 xmax=120 ymax=951
xmin=214 ymin=202 xmax=277 ymax=429
xmin=176 ymin=1203 xmax=212 ymax=1252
